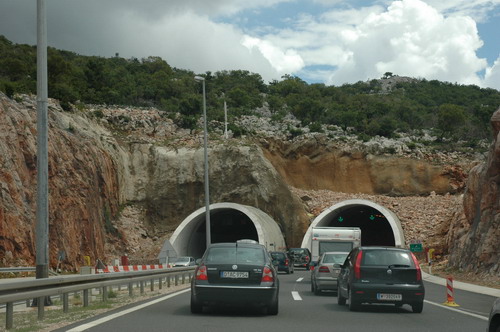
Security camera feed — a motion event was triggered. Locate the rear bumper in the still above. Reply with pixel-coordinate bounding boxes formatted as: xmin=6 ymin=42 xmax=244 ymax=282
xmin=350 ymin=282 xmax=425 ymax=304
xmin=192 ymin=284 xmax=279 ymax=307
xmin=316 ymin=277 xmax=338 ymax=290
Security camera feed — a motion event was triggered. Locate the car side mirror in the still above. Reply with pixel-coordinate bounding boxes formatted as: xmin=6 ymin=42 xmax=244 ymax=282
xmin=333 ymin=263 xmax=341 ymax=269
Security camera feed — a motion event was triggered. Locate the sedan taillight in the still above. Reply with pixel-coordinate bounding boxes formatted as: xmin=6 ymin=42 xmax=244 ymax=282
xmin=195 ymin=264 xmax=208 ymax=281
xmin=285 ymin=259 xmax=289 ymax=266
xmin=318 ymin=266 xmax=329 ymax=273
xmin=261 ymin=266 xmax=274 ymax=283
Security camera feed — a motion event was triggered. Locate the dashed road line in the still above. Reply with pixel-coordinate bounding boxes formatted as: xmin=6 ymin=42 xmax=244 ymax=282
xmin=424 ymin=300 xmax=488 ymax=321
xmin=292 ymin=291 xmax=302 ymax=301
xmin=296 ymin=277 xmax=304 ymax=282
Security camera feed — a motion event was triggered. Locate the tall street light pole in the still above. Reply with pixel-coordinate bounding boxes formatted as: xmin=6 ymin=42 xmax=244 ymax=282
xmin=194 ymin=76 xmax=211 ymax=246
xmin=36 ymin=0 xmax=49 ymax=281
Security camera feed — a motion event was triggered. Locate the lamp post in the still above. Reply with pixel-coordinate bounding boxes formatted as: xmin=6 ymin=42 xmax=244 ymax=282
xmin=194 ymin=76 xmax=211 ymax=246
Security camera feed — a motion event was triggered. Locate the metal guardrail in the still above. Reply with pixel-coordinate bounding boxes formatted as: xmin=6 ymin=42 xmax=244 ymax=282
xmin=0 ymin=266 xmax=195 ymax=330
xmin=0 ymin=267 xmax=36 ymax=273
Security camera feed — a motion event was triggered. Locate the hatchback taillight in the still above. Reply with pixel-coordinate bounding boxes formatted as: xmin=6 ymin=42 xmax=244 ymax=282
xmin=319 ymin=266 xmax=329 ymax=273
xmin=261 ymin=266 xmax=274 ymax=283
xmin=354 ymin=251 xmax=363 ymax=279
xmin=285 ymin=259 xmax=289 ymax=266
xmin=410 ymin=252 xmax=422 ymax=281
xmin=195 ymin=264 xmax=208 ymax=281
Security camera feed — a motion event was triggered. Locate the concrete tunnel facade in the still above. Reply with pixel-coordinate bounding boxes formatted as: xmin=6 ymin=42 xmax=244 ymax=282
xmin=301 ymin=199 xmax=405 ymax=250
xmin=170 ymin=203 xmax=287 ymax=259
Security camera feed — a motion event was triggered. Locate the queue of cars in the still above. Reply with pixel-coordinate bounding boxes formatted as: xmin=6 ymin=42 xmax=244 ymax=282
xmin=187 ymin=239 xmax=432 ymax=316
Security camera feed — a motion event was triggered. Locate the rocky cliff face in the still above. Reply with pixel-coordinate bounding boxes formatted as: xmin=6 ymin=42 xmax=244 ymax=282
xmin=446 ymin=108 xmax=500 ymax=275
xmin=261 ymin=136 xmax=466 ymax=195
xmin=0 ymin=94 xmax=121 ymax=269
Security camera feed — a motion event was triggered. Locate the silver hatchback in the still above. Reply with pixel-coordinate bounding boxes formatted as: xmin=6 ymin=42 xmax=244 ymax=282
xmin=311 ymin=251 xmax=349 ymax=295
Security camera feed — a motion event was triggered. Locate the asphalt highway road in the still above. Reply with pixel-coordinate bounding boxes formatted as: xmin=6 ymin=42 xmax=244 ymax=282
xmin=58 ymin=269 xmax=495 ymax=332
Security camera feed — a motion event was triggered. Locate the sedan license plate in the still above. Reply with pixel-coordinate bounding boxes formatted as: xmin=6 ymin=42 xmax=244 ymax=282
xmin=221 ymin=271 xmax=249 ymax=279
xmin=377 ymin=293 xmax=402 ymax=301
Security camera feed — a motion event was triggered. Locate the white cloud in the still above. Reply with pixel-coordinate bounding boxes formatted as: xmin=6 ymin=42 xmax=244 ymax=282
xmin=241 ymin=36 xmax=305 ymax=74
xmin=484 ymin=56 xmax=500 ymax=90
xmin=312 ymin=0 xmax=487 ymax=85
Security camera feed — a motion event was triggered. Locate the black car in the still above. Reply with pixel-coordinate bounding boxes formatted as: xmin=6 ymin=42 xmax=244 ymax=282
xmin=337 ymin=246 xmax=425 ymax=313
xmin=288 ymin=248 xmax=312 ymax=270
xmin=191 ymin=241 xmax=280 ymax=315
xmin=270 ymin=251 xmax=294 ymax=274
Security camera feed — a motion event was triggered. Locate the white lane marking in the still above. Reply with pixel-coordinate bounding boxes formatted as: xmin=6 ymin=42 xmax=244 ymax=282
xmin=292 ymin=291 xmax=302 ymax=301
xmin=66 ymin=288 xmax=191 ymax=331
xmin=296 ymin=277 xmax=304 ymax=282
xmin=424 ymin=300 xmax=488 ymax=321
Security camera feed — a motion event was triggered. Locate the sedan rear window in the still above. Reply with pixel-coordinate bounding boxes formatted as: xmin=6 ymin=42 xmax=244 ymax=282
xmin=206 ymin=247 xmax=265 ymax=264
xmin=362 ymin=250 xmax=412 ymax=267
xmin=322 ymin=253 xmax=348 ymax=264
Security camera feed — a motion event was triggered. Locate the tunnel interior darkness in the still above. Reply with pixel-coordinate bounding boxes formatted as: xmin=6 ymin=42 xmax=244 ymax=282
xmin=325 ymin=205 xmax=395 ymax=246
xmin=189 ymin=210 xmax=258 ymax=258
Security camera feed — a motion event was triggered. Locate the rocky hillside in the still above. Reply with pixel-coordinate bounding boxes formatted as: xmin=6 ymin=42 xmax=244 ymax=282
xmin=0 ymin=92 xmax=498 ymax=277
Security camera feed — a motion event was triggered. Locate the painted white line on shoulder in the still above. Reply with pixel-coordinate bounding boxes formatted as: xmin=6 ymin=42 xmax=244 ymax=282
xmin=66 ymin=288 xmax=191 ymax=331
xmin=296 ymin=277 xmax=303 ymax=282
xmin=424 ymin=300 xmax=488 ymax=321
xmin=292 ymin=291 xmax=302 ymax=301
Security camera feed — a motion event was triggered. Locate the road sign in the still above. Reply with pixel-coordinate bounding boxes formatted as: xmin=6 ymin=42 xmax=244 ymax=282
xmin=410 ymin=243 xmax=423 ymax=252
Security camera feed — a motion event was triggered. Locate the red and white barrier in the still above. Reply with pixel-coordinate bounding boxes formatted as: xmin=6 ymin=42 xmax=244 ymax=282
xmin=442 ymin=275 xmax=460 ymax=307
xmin=96 ymin=264 xmax=168 ymax=274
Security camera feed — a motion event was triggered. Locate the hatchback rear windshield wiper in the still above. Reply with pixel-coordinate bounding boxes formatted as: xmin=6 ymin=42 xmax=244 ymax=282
xmin=388 ymin=264 xmax=411 ymax=268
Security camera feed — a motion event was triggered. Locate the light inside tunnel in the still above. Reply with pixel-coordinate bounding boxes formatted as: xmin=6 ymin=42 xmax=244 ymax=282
xmin=326 ymin=205 xmax=395 ymax=246
xmin=188 ymin=209 xmax=258 ymax=258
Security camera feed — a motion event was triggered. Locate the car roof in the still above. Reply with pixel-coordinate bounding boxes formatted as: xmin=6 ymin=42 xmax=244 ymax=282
xmin=208 ymin=242 xmax=264 ymax=249
xmin=322 ymin=251 xmax=349 ymax=255
xmin=358 ymin=246 xmax=409 ymax=251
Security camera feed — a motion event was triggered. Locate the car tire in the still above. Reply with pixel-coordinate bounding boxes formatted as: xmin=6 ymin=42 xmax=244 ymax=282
xmin=190 ymin=293 xmax=203 ymax=314
xmin=337 ymin=284 xmax=346 ymax=305
xmin=348 ymin=288 xmax=359 ymax=311
xmin=411 ymin=301 xmax=424 ymax=313
xmin=286 ymin=267 xmax=291 ymax=274
xmin=313 ymin=281 xmax=321 ymax=295
xmin=267 ymin=296 xmax=279 ymax=315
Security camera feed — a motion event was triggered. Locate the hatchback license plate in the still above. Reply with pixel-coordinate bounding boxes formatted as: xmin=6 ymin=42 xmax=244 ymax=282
xmin=377 ymin=293 xmax=402 ymax=301
xmin=221 ymin=271 xmax=249 ymax=278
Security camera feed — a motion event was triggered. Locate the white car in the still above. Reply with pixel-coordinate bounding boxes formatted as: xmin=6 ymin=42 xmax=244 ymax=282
xmin=173 ymin=256 xmax=196 ymax=267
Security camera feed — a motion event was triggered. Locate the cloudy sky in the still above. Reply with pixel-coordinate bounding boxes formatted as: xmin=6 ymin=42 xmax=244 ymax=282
xmin=0 ymin=0 xmax=499 ymax=89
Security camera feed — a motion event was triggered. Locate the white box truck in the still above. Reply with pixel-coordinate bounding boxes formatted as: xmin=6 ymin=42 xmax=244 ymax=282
xmin=311 ymin=227 xmax=361 ymax=261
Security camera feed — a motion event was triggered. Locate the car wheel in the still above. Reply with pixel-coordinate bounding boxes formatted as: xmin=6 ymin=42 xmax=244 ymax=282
xmin=311 ymin=280 xmax=315 ymax=292
xmin=286 ymin=267 xmax=291 ymax=274
xmin=291 ymin=266 xmax=294 ymax=274
xmin=337 ymin=284 xmax=346 ymax=305
xmin=267 ymin=296 xmax=279 ymax=315
xmin=190 ymin=293 xmax=202 ymax=314
xmin=411 ymin=301 xmax=424 ymax=313
xmin=348 ymin=288 xmax=359 ymax=311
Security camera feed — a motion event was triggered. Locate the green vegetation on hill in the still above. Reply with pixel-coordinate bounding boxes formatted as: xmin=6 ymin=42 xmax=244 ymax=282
xmin=1 ymin=35 xmax=500 ymax=144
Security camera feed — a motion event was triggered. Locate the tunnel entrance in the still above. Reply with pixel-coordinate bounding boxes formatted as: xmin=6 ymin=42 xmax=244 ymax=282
xmin=301 ymin=199 xmax=405 ymax=250
xmin=170 ymin=203 xmax=286 ymax=259
xmin=191 ymin=210 xmax=259 ymax=257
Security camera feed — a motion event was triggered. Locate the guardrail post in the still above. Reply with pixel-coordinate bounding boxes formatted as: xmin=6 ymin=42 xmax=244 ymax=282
xmin=63 ymin=292 xmax=69 ymax=313
xmin=140 ymin=281 xmax=144 ymax=295
xmin=128 ymin=282 xmax=133 ymax=297
xmin=159 ymin=277 xmax=163 ymax=290
xmin=103 ymin=286 xmax=108 ymax=302
xmin=175 ymin=275 xmax=179 ymax=286
xmin=167 ymin=276 xmax=171 ymax=288
xmin=6 ymin=302 xmax=13 ymax=330
xmin=37 ymin=296 xmax=45 ymax=320
xmin=83 ymin=289 xmax=89 ymax=307
xmin=150 ymin=279 xmax=154 ymax=292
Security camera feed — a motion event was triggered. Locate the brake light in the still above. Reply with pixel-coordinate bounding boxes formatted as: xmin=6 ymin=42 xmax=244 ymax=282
xmin=410 ymin=252 xmax=422 ymax=281
xmin=285 ymin=259 xmax=289 ymax=266
xmin=354 ymin=251 xmax=363 ymax=279
xmin=305 ymin=256 xmax=310 ymax=262
xmin=319 ymin=266 xmax=329 ymax=273
xmin=261 ymin=267 xmax=274 ymax=283
xmin=195 ymin=264 xmax=208 ymax=281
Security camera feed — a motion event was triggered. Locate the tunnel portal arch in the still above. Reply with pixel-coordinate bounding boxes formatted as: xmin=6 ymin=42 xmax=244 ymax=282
xmin=300 ymin=199 xmax=405 ymax=250
xmin=170 ymin=203 xmax=286 ymax=259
